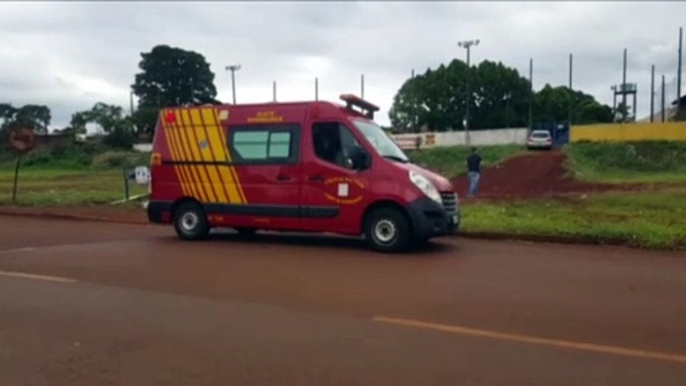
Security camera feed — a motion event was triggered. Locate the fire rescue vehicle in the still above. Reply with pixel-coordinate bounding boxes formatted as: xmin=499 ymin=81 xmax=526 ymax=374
xmin=147 ymin=94 xmax=459 ymax=252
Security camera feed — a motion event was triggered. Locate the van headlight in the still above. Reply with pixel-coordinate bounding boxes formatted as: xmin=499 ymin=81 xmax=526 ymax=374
xmin=409 ymin=171 xmax=442 ymax=204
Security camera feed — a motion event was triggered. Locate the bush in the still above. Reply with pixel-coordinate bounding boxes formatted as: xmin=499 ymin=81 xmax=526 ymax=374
xmin=20 ymin=142 xmax=94 ymax=169
xmin=103 ymin=127 xmax=135 ymax=150
xmin=567 ymin=141 xmax=686 ymax=173
xmin=565 ymin=141 xmax=686 ymax=183
xmin=91 ymin=151 xmax=148 ymax=169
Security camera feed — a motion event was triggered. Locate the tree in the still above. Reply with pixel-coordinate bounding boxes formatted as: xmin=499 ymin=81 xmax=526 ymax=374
xmin=389 ymin=60 xmax=531 ymax=132
xmin=0 ymin=103 xmax=51 ymax=134
xmin=533 ymin=85 xmax=613 ymax=124
xmin=131 ymin=45 xmax=220 ymax=135
xmin=389 ymin=60 xmax=613 ymax=133
xmin=0 ymin=104 xmax=51 ymax=134
xmin=70 ymin=102 xmax=127 ymax=134
xmin=71 ymin=102 xmax=135 ymax=150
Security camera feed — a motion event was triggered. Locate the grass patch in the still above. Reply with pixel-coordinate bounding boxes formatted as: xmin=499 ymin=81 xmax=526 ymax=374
xmin=0 ymin=169 xmax=147 ymax=206
xmin=409 ymin=144 xmax=524 ymax=178
xmin=462 ymin=189 xmax=686 ymax=249
xmin=565 ymin=141 xmax=686 ymax=184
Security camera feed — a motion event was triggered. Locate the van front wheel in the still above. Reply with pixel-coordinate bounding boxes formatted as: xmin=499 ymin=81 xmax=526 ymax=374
xmin=364 ymin=208 xmax=411 ymax=253
xmin=174 ymin=202 xmax=209 ymax=241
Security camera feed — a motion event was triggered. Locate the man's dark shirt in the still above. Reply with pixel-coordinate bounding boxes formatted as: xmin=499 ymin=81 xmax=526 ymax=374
xmin=467 ymin=153 xmax=482 ymax=173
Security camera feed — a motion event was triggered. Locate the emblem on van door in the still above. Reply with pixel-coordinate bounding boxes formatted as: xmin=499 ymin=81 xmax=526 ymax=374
xmin=323 ymin=176 xmax=365 ymax=205
xmin=199 ymin=140 xmax=209 ymax=150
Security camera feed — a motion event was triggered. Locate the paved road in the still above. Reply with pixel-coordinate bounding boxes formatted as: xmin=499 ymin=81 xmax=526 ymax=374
xmin=1 ymin=215 xmax=685 ymax=385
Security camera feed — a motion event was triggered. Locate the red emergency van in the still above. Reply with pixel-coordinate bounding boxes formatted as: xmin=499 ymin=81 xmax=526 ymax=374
xmin=147 ymin=94 xmax=459 ymax=252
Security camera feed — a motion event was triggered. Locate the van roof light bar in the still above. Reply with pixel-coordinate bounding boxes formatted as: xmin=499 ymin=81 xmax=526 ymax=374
xmin=339 ymin=94 xmax=379 ymax=119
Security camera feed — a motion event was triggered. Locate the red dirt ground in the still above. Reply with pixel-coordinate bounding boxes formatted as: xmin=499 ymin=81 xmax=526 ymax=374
xmin=451 ymin=150 xmax=639 ymax=200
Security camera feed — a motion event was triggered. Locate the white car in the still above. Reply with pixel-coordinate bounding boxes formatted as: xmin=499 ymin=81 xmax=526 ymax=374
xmin=527 ymin=130 xmax=553 ymax=150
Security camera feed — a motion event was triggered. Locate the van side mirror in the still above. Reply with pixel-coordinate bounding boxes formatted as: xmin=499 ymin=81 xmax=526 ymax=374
xmin=349 ymin=147 xmax=371 ymax=171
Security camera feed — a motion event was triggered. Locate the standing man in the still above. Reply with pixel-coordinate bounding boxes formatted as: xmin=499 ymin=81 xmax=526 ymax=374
xmin=466 ymin=147 xmax=482 ymax=197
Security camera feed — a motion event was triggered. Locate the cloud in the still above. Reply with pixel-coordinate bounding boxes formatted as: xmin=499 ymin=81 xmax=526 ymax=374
xmin=0 ymin=1 xmax=684 ymax=130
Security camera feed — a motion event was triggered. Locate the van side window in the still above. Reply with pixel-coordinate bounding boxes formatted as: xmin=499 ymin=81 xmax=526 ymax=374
xmin=312 ymin=122 xmax=363 ymax=170
xmin=229 ymin=124 xmax=300 ymax=164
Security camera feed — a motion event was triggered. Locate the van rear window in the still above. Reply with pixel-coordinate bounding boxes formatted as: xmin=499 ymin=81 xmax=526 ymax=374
xmin=229 ymin=124 xmax=300 ymax=164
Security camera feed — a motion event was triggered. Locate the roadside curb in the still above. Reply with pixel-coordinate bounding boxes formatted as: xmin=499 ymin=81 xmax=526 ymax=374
xmin=0 ymin=209 xmax=148 ymax=226
xmin=453 ymin=231 xmax=628 ymax=248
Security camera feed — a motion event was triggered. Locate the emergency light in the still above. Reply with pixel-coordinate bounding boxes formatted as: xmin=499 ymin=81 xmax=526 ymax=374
xmin=340 ymin=94 xmax=379 ymax=119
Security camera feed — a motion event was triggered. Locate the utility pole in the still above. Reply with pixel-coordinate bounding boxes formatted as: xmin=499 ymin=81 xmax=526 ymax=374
xmin=411 ymin=69 xmax=416 ymax=133
xmin=529 ymin=58 xmax=533 ymax=133
xmin=678 ymin=27 xmax=683 ymax=111
xmin=315 ymin=78 xmax=319 ymax=101
xmin=612 ymin=86 xmax=617 ymax=119
xmin=505 ymin=93 xmax=511 ymax=129
xmin=225 ymin=64 xmax=241 ymax=104
xmin=458 ymin=39 xmax=479 ymax=144
xmin=129 ymin=90 xmax=135 ymax=116
xmin=622 ymin=48 xmax=628 ymax=122
xmin=651 ymin=65 xmax=655 ymax=122
xmin=662 ymin=74 xmax=666 ymax=122
xmin=568 ymin=53 xmax=573 ymax=125
xmin=273 ymin=81 xmax=277 ymax=102
xmin=361 ymin=74 xmax=365 ymax=99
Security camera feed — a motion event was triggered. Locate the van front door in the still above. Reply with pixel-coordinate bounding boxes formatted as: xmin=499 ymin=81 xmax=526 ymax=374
xmin=300 ymin=121 xmax=372 ymax=235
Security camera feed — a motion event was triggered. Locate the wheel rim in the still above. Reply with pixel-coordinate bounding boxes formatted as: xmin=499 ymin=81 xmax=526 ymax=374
xmin=374 ymin=219 xmax=397 ymax=243
xmin=180 ymin=212 xmax=199 ymax=233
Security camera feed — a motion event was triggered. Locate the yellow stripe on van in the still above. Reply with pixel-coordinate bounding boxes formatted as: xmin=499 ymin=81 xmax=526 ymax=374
xmin=201 ymin=108 xmax=241 ymax=204
xmin=190 ymin=108 xmax=228 ymax=203
xmin=168 ymin=119 xmax=199 ymax=200
xmin=213 ymin=108 xmax=247 ymax=204
xmin=184 ymin=111 xmax=217 ymax=203
xmin=174 ymin=117 xmax=208 ymax=203
xmin=178 ymin=110 xmax=209 ymax=202
xmin=162 ymin=111 xmax=190 ymax=197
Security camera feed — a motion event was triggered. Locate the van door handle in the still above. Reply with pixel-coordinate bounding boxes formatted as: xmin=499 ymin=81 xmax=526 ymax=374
xmin=309 ymin=175 xmax=325 ymax=183
xmin=276 ymin=174 xmax=291 ymax=181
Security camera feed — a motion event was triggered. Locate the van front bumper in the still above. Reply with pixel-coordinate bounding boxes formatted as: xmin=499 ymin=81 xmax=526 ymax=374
xmin=406 ymin=196 xmax=460 ymax=240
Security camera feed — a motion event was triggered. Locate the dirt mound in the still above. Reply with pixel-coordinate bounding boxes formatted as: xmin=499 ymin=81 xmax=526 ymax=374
xmin=452 ymin=151 xmax=634 ymax=200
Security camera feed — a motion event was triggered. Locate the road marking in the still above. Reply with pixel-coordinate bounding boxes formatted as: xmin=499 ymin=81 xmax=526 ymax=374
xmin=0 ymin=270 xmax=77 ymax=284
xmin=372 ymin=316 xmax=686 ymax=365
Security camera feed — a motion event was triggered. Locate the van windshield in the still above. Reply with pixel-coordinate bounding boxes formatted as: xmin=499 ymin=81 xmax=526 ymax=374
xmin=352 ymin=119 xmax=409 ymax=163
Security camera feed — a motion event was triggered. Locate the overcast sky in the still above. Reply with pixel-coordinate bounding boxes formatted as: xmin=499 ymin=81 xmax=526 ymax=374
xmin=0 ymin=1 xmax=684 ymax=131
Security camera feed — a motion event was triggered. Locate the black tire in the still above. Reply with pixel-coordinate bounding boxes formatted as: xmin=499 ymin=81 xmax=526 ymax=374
xmin=235 ymin=227 xmax=258 ymax=237
xmin=173 ymin=201 xmax=209 ymax=241
xmin=364 ymin=207 xmax=411 ymax=253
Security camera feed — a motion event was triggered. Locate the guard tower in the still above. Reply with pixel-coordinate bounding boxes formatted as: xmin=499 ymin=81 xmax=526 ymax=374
xmin=612 ymin=48 xmax=638 ymax=123
xmin=611 ymin=82 xmax=637 ymax=122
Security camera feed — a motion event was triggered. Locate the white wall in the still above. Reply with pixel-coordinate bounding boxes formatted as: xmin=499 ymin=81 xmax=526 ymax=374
xmin=133 ymin=143 xmax=152 ymax=152
xmin=390 ymin=127 xmax=528 ymax=150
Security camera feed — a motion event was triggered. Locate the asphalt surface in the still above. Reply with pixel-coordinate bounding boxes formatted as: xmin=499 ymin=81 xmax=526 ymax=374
xmin=1 ymin=215 xmax=685 ymax=385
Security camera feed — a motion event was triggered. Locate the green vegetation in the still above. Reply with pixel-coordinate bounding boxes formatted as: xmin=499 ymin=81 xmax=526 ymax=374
xmin=1 ymin=141 xmax=150 ymax=171
xmin=409 ymin=144 xmax=524 ymax=178
xmin=0 ymin=169 xmax=147 ymax=206
xmin=461 ymin=189 xmax=686 ymax=249
xmin=0 ymin=142 xmax=150 ymax=206
xmin=389 ymin=59 xmax=612 ymax=133
xmin=565 ymin=141 xmax=686 ymax=184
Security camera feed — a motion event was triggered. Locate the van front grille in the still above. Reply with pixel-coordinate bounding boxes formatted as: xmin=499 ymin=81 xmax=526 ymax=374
xmin=440 ymin=192 xmax=457 ymax=213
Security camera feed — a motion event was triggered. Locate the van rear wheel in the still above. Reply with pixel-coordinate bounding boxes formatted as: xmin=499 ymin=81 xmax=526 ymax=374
xmin=364 ymin=208 xmax=411 ymax=253
xmin=174 ymin=201 xmax=209 ymax=241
